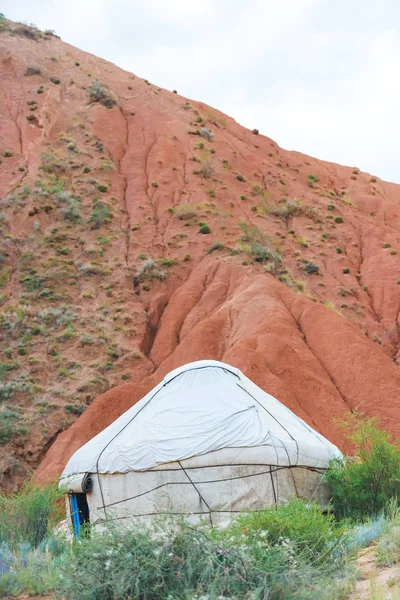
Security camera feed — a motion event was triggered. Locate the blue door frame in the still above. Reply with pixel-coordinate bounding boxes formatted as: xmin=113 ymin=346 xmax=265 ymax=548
xmin=70 ymin=493 xmax=81 ymax=537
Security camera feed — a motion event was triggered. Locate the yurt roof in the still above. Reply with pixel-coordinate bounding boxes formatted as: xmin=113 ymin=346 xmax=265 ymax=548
xmin=61 ymin=360 xmax=341 ymax=478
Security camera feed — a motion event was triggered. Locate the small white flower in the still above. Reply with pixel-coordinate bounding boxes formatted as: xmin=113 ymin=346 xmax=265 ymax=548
xmin=105 ymin=560 xmax=111 ymax=570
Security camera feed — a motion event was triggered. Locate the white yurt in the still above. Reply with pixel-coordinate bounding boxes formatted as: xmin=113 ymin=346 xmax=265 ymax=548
xmin=60 ymin=360 xmax=342 ymax=535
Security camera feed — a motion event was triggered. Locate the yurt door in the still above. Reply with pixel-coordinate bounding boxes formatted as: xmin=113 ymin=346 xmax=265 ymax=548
xmin=70 ymin=492 xmax=90 ymax=537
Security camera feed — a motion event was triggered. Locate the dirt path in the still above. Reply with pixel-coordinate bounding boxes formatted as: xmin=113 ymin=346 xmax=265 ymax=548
xmin=352 ymin=545 xmax=400 ymax=599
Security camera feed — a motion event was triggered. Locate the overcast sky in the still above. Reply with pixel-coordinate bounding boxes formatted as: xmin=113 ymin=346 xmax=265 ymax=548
xmin=3 ymin=1 xmax=399 ymax=183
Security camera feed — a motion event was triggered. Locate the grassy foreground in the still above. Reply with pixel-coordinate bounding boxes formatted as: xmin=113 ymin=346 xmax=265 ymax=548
xmin=1 ymin=414 xmax=400 ymax=599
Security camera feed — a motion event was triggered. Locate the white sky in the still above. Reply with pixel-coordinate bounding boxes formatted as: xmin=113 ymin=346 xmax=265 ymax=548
xmin=2 ymin=0 xmax=400 ymax=183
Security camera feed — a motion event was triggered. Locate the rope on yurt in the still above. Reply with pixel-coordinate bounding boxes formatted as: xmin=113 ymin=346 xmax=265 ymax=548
xmin=235 ymin=382 xmax=300 ymax=461
xmin=178 ymin=460 xmax=214 ymax=527
xmin=307 ymin=469 xmax=328 ymax=506
xmin=94 ymin=465 xmax=325 ymax=510
xmin=236 ymin=382 xmax=303 ymax=503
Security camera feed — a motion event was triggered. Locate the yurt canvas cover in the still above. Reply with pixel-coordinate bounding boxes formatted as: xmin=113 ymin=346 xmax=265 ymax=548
xmin=60 ymin=360 xmax=342 ymax=532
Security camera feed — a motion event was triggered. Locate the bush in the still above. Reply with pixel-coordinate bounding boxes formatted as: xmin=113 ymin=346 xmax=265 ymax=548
xmin=227 ymin=498 xmax=344 ymax=565
xmin=0 ymin=407 xmax=21 ymax=444
xmin=90 ymin=201 xmax=112 ymax=228
xmin=303 ymin=261 xmax=319 ymax=275
xmin=88 ymin=80 xmax=116 ymax=108
xmin=375 ymin=518 xmax=400 ymax=566
xmin=237 ymin=221 xmax=281 ymax=272
xmin=207 ymin=242 xmax=224 ymax=254
xmin=199 ymin=126 xmax=214 ymax=141
xmin=25 ymin=66 xmax=41 ymax=76
xmin=266 ymin=199 xmax=302 ymax=220
xmin=327 ymin=412 xmax=400 ymax=520
xmin=14 ymin=24 xmax=41 ymax=41
xmin=335 ymin=216 xmax=344 ymax=223
xmin=56 ymin=515 xmax=349 ymax=600
xmin=59 ymin=198 xmax=81 ymax=222
xmin=199 ymin=222 xmax=211 ymax=234
xmin=0 ymin=482 xmax=63 ymax=549
xmin=200 ymin=159 xmax=213 ymax=178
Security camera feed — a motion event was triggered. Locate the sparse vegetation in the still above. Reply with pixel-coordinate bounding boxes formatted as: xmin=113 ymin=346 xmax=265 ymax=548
xmin=2 ymin=410 xmax=400 ymax=599
xmin=327 ymin=413 xmax=400 ymax=521
xmin=199 ymin=126 xmax=214 ymax=141
xmin=198 ymin=222 xmax=211 ymax=234
xmin=25 ymin=66 xmax=41 ymax=76
xmin=90 ymin=201 xmax=112 ymax=228
xmin=238 ymin=221 xmax=281 ymax=272
xmin=302 ymin=261 xmax=319 ymax=275
xmin=0 ymin=493 xmax=358 ymax=600
xmin=88 ymin=79 xmax=117 ymax=108
xmin=207 ymin=242 xmax=224 ymax=254
xmin=265 ymin=198 xmax=302 ymax=221
xmin=200 ymin=158 xmax=213 ymax=179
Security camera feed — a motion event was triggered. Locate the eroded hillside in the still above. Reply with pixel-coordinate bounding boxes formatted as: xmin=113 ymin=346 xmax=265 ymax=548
xmin=0 ymin=19 xmax=399 ymax=487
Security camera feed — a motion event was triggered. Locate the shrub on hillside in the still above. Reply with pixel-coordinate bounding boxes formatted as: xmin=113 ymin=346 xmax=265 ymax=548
xmin=199 ymin=126 xmax=214 ymax=141
xmin=88 ymin=80 xmax=116 ymax=108
xmin=238 ymin=220 xmax=281 ymax=272
xmin=90 ymin=201 xmax=112 ymax=228
xmin=14 ymin=23 xmax=42 ymax=41
xmin=327 ymin=412 xmax=400 ymax=521
xmin=266 ymin=198 xmax=303 ymax=220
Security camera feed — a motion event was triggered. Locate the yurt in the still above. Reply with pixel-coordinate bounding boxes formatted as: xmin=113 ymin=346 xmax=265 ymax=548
xmin=60 ymin=360 xmax=342 ymax=535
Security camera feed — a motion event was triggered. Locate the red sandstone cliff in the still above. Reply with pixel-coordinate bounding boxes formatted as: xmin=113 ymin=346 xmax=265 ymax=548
xmin=0 ymin=20 xmax=399 ymax=487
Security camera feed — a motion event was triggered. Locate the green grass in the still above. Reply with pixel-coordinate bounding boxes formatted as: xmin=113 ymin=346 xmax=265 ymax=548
xmin=0 ymin=482 xmax=63 ymax=549
xmin=3 ymin=416 xmax=400 ymax=598
xmin=0 ymin=498 xmax=356 ymax=599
